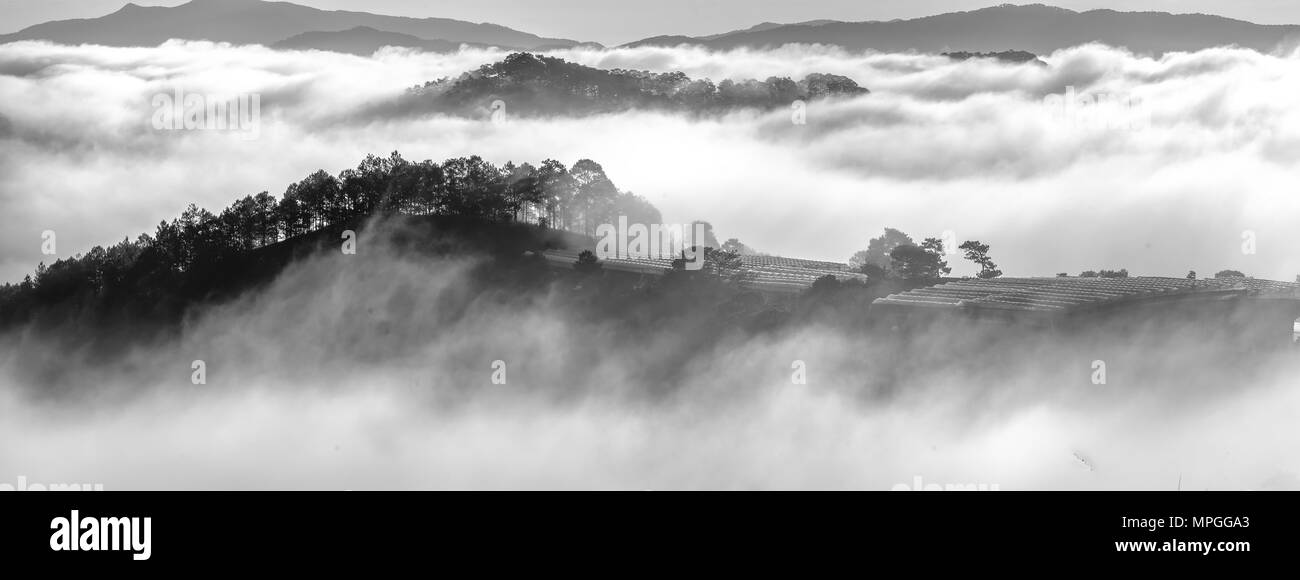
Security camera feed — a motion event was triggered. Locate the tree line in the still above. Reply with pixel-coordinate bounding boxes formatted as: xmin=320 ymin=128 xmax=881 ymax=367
xmin=410 ymin=52 xmax=871 ymax=118
xmin=0 ymin=152 xmax=661 ymax=325
xmin=848 ymin=228 xmax=1002 ymax=282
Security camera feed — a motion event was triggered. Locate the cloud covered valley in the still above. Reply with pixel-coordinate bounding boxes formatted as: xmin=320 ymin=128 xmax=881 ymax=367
xmin=2 ymin=40 xmax=1300 ymax=490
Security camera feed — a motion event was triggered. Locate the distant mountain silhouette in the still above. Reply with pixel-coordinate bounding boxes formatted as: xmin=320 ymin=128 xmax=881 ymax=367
xmin=0 ymin=0 xmax=583 ymax=49
xmin=698 ymin=20 xmax=838 ymax=41
xmin=622 ymin=3 xmax=1300 ymax=56
xmin=407 ymin=52 xmax=869 ymax=118
xmin=274 ymin=26 xmax=501 ymax=55
xmin=942 ymin=50 xmax=1047 ymax=65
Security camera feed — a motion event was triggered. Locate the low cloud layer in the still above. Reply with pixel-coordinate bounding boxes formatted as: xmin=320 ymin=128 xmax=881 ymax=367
xmin=2 ymin=40 xmax=1300 ymax=489
xmin=3 ymin=41 xmax=1300 ymax=280
xmin=2 ymin=224 xmax=1297 ymax=490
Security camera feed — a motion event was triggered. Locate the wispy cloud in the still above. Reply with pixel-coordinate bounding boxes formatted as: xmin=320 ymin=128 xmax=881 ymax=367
xmin=2 ymin=40 xmax=1299 ymax=282
xmin=3 ymin=11 xmax=1300 ymax=493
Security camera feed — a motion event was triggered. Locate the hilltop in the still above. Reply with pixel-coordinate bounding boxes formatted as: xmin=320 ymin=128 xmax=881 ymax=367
xmin=0 ymin=0 xmax=581 ymax=49
xmin=407 ymin=52 xmax=869 ymax=118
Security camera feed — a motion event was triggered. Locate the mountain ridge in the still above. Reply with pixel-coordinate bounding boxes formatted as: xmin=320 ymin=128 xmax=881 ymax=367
xmin=273 ymin=26 xmax=507 ymax=55
xmin=620 ymin=3 xmax=1300 ymax=55
xmin=5 ymin=3 xmax=1299 ymax=57
xmin=0 ymin=0 xmax=584 ymax=50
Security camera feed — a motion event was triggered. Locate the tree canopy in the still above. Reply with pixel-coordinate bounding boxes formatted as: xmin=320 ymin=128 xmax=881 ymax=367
xmin=0 ymin=152 xmax=661 ymax=328
xmin=957 ymin=240 xmax=1002 ymax=279
xmin=889 ymin=238 xmax=952 ymax=282
xmin=410 ymin=53 xmax=870 ymax=118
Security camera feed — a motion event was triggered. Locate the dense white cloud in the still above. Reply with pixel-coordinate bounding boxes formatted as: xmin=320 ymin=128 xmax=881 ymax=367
xmin=3 ymin=41 xmax=1300 ymax=280
xmin=3 ymin=38 xmax=1300 ymax=489
xmin=2 ymin=41 xmax=1299 ymax=282
xmin=3 ymin=225 xmax=1296 ymax=490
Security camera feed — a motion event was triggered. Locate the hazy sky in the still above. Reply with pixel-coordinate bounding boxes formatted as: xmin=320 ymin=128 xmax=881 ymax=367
xmin=4 ymin=0 xmax=1300 ymax=45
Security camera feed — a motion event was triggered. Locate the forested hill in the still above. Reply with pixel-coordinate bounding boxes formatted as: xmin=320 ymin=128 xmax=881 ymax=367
xmin=942 ymin=50 xmax=1047 ymax=65
xmin=0 ymin=152 xmax=658 ymax=331
xmin=407 ymin=53 xmax=870 ymax=118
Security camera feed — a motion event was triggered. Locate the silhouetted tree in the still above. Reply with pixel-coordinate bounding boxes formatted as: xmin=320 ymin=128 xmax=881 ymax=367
xmin=570 ymin=159 xmax=618 ymax=235
xmin=957 ymin=240 xmax=1002 ymax=279
xmin=0 ymin=151 xmax=668 ymax=330
xmin=704 ymin=248 xmax=745 ymax=282
xmin=575 ymin=250 xmax=602 ymax=275
xmin=537 ymin=159 xmax=575 ymax=229
xmin=851 ymin=228 xmax=913 ymax=273
xmin=721 ymin=238 xmax=757 ymax=255
xmin=890 ymin=238 xmax=951 ymax=281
